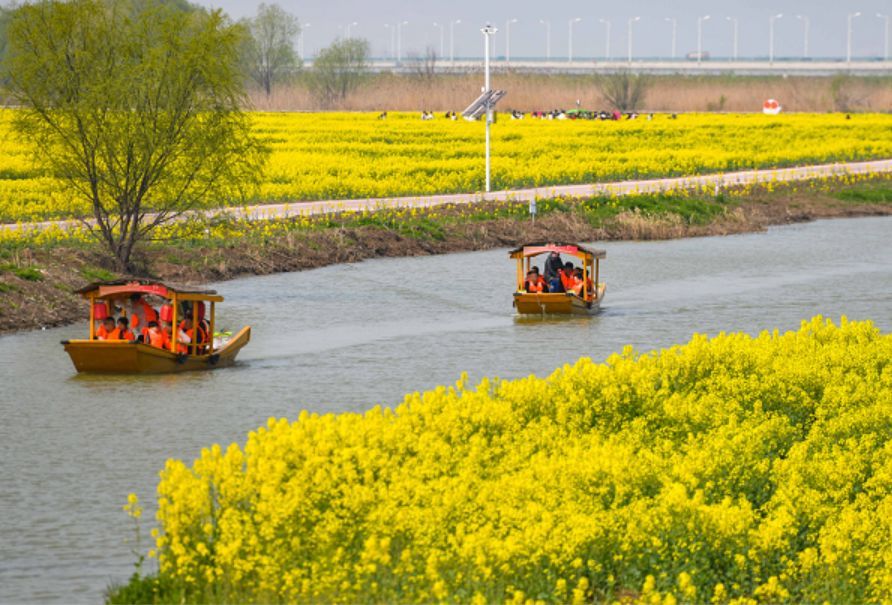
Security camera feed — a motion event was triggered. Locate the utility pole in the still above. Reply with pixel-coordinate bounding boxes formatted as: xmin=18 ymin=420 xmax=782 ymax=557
xmin=481 ymin=24 xmax=497 ymax=192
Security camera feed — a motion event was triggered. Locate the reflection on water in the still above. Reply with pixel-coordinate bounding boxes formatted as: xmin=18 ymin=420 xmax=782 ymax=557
xmin=1 ymin=216 xmax=891 ymax=603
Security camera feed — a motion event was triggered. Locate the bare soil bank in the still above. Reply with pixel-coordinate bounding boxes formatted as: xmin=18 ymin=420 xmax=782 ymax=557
xmin=2 ymin=191 xmax=890 ymax=335
xmin=251 ymin=73 xmax=892 ymax=113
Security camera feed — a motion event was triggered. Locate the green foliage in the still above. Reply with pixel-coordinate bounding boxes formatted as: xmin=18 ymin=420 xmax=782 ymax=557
xmin=0 ymin=263 xmax=43 ymax=280
xmin=4 ymin=0 xmax=267 ymax=271
xmin=240 ymin=3 xmax=300 ymax=96
xmin=80 ymin=266 xmax=118 ymax=282
xmin=309 ymin=38 xmax=370 ymax=108
xmin=833 ymin=184 xmax=892 ymax=203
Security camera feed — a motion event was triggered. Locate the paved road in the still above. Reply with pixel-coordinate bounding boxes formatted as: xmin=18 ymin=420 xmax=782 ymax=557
xmin=5 ymin=158 xmax=892 ymax=233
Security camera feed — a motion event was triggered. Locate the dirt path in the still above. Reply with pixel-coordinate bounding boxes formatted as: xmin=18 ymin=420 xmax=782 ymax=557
xmin=5 ymin=158 xmax=892 ymax=232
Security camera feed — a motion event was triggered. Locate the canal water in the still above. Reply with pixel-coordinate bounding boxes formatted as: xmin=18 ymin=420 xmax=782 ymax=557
xmin=1 ymin=216 xmax=891 ymax=603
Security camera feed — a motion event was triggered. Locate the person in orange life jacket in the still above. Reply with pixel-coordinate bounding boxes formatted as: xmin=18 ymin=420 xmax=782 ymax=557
xmin=560 ymin=261 xmax=575 ymax=291
xmin=112 ymin=316 xmax=135 ymax=341
xmin=146 ymin=321 xmax=170 ymax=350
xmin=160 ymin=320 xmax=191 ymax=353
xmin=524 ymin=270 xmax=545 ymax=293
xmin=181 ymin=316 xmax=208 ymax=353
xmin=96 ymin=317 xmax=116 ymax=340
xmin=127 ymin=294 xmax=158 ymax=333
xmin=530 ymin=266 xmax=548 ymax=291
xmin=567 ymin=268 xmax=593 ymax=297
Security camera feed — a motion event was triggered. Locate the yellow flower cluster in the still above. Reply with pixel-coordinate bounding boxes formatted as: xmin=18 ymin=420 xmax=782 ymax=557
xmin=2 ymin=110 xmax=892 ymax=223
xmin=141 ymin=316 xmax=892 ymax=603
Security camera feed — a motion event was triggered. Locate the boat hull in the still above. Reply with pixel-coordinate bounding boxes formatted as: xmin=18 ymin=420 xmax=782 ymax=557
xmin=513 ymin=285 xmax=606 ymax=316
xmin=62 ymin=326 xmax=250 ymax=374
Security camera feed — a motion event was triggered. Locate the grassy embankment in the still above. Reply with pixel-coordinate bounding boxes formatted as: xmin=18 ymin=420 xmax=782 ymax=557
xmin=1 ymin=175 xmax=891 ymax=333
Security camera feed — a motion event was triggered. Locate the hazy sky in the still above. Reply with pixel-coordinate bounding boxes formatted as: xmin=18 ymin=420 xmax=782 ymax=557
xmin=193 ymin=0 xmax=892 ymax=60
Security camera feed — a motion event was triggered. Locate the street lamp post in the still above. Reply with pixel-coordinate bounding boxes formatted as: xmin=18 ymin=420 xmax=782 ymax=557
xmin=568 ymin=17 xmax=582 ymax=62
xmin=539 ymin=19 xmax=551 ymax=61
xmin=481 ymin=24 xmax=498 ymax=193
xmin=664 ymin=17 xmax=677 ymax=59
xmin=384 ymin=24 xmax=395 ymax=60
xmin=397 ymin=20 xmax=408 ymax=64
xmin=769 ymin=13 xmax=783 ymax=65
xmin=847 ymin=12 xmax=861 ymax=64
xmin=879 ymin=13 xmax=891 ymax=61
xmin=298 ymin=22 xmax=311 ymax=61
xmin=697 ymin=15 xmax=710 ymax=66
xmin=627 ymin=16 xmax=640 ymax=65
xmin=726 ymin=17 xmax=738 ymax=61
xmin=450 ymin=19 xmax=461 ymax=64
xmin=506 ymin=18 xmax=517 ymax=63
xmin=599 ymin=19 xmax=611 ymax=61
xmin=345 ymin=21 xmax=358 ymax=38
xmin=796 ymin=15 xmax=810 ymax=58
xmin=433 ymin=22 xmax=445 ymax=58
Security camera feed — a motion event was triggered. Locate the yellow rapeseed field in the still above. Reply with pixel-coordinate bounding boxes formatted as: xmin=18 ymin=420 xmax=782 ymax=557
xmin=2 ymin=110 xmax=892 ymax=222
xmin=132 ymin=316 xmax=892 ymax=603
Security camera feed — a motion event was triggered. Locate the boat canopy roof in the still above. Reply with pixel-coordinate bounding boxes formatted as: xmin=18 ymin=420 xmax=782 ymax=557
xmin=508 ymin=242 xmax=606 ymax=261
xmin=76 ymin=279 xmax=223 ymax=302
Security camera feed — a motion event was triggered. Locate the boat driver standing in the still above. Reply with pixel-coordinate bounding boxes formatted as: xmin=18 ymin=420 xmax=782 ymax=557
xmin=544 ymin=248 xmax=564 ymax=283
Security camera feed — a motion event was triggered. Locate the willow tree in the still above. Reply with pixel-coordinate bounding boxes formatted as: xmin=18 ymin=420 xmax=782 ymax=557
xmin=243 ymin=3 xmax=300 ymax=96
xmin=5 ymin=0 xmax=266 ymax=271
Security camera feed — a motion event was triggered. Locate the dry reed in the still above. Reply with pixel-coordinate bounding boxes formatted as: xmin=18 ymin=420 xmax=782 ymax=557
xmin=248 ymin=73 xmax=892 ymax=113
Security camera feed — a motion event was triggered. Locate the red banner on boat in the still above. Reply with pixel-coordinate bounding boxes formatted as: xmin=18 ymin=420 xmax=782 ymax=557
xmin=98 ymin=283 xmax=169 ymax=298
xmin=523 ymin=244 xmax=579 ymax=257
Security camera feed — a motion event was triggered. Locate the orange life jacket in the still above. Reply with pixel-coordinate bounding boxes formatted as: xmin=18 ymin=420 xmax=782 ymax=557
xmin=130 ymin=302 xmax=159 ymax=330
xmin=148 ymin=329 xmax=170 ymax=350
xmin=526 ymin=280 xmax=545 ymax=293
xmin=109 ymin=328 xmax=135 ymax=341
xmin=560 ymin=270 xmax=573 ymax=290
xmin=96 ymin=324 xmax=113 ymax=340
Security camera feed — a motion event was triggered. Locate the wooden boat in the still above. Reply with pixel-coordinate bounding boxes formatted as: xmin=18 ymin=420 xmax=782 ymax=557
xmin=510 ymin=242 xmax=606 ymax=315
xmin=62 ymin=280 xmax=250 ymax=374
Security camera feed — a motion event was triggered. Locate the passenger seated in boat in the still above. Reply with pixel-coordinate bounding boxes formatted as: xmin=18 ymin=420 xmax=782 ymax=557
xmin=96 ymin=317 xmax=116 ymax=340
xmin=181 ymin=316 xmax=209 ymax=354
xmin=566 ymin=268 xmax=594 ymax=298
xmin=533 ymin=267 xmax=548 ymax=291
xmin=547 ymin=271 xmax=564 ymax=293
xmin=560 ymin=262 xmax=575 ymax=291
xmin=524 ymin=269 xmax=546 ymax=293
xmin=146 ymin=321 xmax=170 ymax=350
xmin=160 ymin=320 xmax=191 ymax=353
xmin=112 ymin=317 xmax=135 ymax=341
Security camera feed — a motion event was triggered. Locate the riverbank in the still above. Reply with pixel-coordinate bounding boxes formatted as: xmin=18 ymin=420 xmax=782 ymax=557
xmin=1 ymin=177 xmax=891 ymax=334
